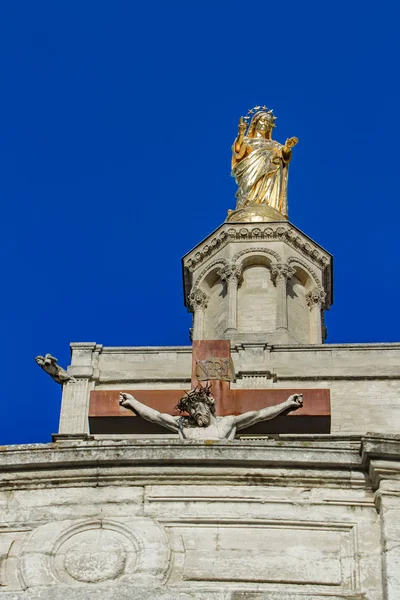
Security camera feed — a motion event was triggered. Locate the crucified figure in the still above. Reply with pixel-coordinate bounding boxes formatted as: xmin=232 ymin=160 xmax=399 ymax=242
xmin=119 ymin=386 xmax=303 ymax=441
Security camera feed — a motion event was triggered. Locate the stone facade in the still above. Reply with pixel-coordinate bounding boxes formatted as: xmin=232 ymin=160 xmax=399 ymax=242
xmin=0 ymin=435 xmax=399 ymax=599
xmin=58 ymin=341 xmax=400 ymax=437
xmin=7 ymin=216 xmax=400 ymax=600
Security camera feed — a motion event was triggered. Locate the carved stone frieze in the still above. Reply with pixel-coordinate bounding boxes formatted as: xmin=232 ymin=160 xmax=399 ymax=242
xmin=184 ymin=223 xmax=330 ymax=273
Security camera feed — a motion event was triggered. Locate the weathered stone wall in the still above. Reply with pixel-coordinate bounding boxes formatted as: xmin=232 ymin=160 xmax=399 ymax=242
xmin=0 ymin=436 xmax=395 ymax=599
xmin=61 ymin=342 xmax=400 ymax=437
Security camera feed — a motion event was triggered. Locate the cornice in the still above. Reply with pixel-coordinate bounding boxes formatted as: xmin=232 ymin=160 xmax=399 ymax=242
xmin=361 ymin=434 xmax=400 ymax=466
xmin=0 ymin=438 xmax=363 ymax=490
xmin=361 ymin=434 xmax=400 ymax=496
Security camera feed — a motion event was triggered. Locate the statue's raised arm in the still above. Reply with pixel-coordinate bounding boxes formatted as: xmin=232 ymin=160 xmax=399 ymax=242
xmin=119 ymin=393 xmax=179 ymax=433
xmin=233 ymin=394 xmax=303 ymax=431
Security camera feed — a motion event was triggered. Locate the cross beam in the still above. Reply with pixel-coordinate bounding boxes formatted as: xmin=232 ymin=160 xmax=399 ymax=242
xmin=89 ymin=340 xmax=330 ymax=435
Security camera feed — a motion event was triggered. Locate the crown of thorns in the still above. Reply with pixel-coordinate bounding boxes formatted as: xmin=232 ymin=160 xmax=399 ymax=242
xmin=175 ymin=383 xmax=215 ymax=414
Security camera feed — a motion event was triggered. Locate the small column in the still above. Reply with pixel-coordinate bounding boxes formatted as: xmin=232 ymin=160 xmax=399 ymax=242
xmin=271 ymin=263 xmax=295 ymax=330
xmin=189 ymin=289 xmax=209 ymax=340
xmin=306 ymin=288 xmax=326 ymax=344
xmin=219 ymin=264 xmax=243 ymax=332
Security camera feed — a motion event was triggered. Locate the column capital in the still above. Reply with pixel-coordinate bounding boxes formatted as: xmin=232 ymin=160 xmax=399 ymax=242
xmin=188 ymin=289 xmax=209 ymax=312
xmin=271 ymin=263 xmax=295 ymax=285
xmin=306 ymin=288 xmax=326 ymax=309
xmin=219 ymin=264 xmax=243 ymax=284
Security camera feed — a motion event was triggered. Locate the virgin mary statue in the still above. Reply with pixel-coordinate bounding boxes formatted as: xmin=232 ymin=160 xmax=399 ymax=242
xmin=229 ymin=108 xmax=298 ymax=222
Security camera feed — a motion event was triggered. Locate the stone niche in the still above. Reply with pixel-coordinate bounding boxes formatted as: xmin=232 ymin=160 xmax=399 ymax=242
xmin=182 ymin=222 xmax=332 ymax=344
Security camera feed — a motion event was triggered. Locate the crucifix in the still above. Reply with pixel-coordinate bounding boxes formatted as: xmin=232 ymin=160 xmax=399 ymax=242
xmin=89 ymin=340 xmax=330 ymax=438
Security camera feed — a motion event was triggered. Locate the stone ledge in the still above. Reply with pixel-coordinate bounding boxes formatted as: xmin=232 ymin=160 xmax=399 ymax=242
xmin=361 ymin=433 xmax=400 ymax=466
xmin=0 ymin=438 xmax=361 ymax=488
xmin=0 ymin=437 xmax=360 ymax=464
xmin=0 ymin=586 xmax=368 ymax=600
xmin=2 ymin=436 xmax=400 ymax=491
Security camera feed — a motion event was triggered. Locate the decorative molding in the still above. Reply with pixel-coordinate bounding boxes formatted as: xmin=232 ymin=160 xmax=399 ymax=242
xmin=185 ymin=229 xmax=230 ymax=272
xmin=232 ymin=246 xmax=281 ymax=265
xmin=192 ymin=258 xmax=228 ymax=291
xmin=287 ymin=256 xmax=322 ymax=288
xmin=235 ymin=369 xmax=278 ymax=387
xmin=19 ymin=517 xmax=170 ymax=588
xmin=184 ymin=223 xmax=330 ymax=273
xmin=163 ymin=519 xmax=359 ymax=593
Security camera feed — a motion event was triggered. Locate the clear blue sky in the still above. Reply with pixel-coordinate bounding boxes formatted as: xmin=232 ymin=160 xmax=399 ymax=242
xmin=1 ymin=1 xmax=399 ymax=444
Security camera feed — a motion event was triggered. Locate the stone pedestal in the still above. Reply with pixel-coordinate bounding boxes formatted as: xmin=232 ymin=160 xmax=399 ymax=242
xmin=182 ymin=221 xmax=332 ymax=345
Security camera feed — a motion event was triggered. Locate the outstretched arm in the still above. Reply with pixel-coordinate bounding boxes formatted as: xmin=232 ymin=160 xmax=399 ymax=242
xmin=282 ymin=136 xmax=299 ymax=163
xmin=119 ymin=393 xmax=179 ymax=433
xmin=234 ymin=394 xmax=303 ymax=431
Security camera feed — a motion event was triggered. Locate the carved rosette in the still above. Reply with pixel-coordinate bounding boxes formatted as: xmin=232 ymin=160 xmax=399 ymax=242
xmin=188 ymin=289 xmax=209 ymax=312
xmin=270 ymin=263 xmax=295 ymax=285
xmin=306 ymin=288 xmax=327 ymax=309
xmin=219 ymin=264 xmax=243 ymax=286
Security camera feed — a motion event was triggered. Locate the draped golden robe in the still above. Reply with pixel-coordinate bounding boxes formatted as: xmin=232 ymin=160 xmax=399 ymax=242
xmin=232 ymin=137 xmax=289 ymax=217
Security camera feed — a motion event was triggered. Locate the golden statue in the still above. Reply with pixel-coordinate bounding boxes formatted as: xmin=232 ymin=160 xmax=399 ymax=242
xmin=228 ymin=106 xmax=298 ymax=223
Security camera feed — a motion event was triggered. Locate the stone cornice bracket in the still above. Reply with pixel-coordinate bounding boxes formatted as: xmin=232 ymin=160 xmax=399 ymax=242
xmin=362 ymin=435 xmax=400 ymax=488
xmin=68 ymin=342 xmax=102 ymax=382
xmin=219 ymin=264 xmax=243 ymax=285
xmin=270 ymin=263 xmax=296 ymax=285
xmin=306 ymin=288 xmax=327 ymax=309
xmin=188 ymin=289 xmax=209 ymax=313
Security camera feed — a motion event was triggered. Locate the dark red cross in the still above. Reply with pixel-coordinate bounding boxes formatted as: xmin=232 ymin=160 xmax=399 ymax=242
xmin=89 ymin=340 xmax=330 ymax=436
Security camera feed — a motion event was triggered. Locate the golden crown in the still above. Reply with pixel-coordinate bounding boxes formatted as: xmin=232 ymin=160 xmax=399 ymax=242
xmin=243 ymin=105 xmax=277 ymax=127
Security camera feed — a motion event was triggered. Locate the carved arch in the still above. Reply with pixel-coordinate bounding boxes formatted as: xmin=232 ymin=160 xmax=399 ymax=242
xmin=232 ymin=247 xmax=281 ymax=265
xmin=192 ymin=258 xmax=228 ymax=292
xmin=287 ymin=256 xmax=322 ymax=288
